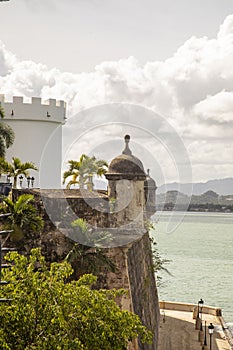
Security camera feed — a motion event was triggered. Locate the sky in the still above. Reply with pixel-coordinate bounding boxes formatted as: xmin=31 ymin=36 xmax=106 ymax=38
xmin=0 ymin=0 xmax=233 ymax=186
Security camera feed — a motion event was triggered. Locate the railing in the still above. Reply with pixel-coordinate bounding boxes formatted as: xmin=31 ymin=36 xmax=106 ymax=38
xmin=160 ymin=300 xmax=233 ymax=350
xmin=219 ymin=316 xmax=233 ymax=349
xmin=159 ymin=300 xmax=222 ymax=316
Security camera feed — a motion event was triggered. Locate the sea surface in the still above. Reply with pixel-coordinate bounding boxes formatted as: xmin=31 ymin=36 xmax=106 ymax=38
xmin=150 ymin=211 xmax=233 ymax=332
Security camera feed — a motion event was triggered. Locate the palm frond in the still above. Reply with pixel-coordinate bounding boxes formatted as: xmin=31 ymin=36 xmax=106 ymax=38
xmin=66 ymin=179 xmax=79 ymax=189
xmin=0 ymin=120 xmax=15 ymax=157
xmin=12 ymin=157 xmax=37 ymax=171
xmin=21 ymin=161 xmax=38 ymax=171
xmin=3 ymin=194 xmax=43 ymax=235
xmin=0 ymin=122 xmax=15 ymax=148
xmin=2 ymin=197 xmax=14 ymax=212
xmin=13 ymin=194 xmax=35 ymax=212
xmin=0 ymin=138 xmax=6 ymax=158
xmin=71 ymin=218 xmax=88 ymax=234
xmin=63 ymin=154 xmax=108 ymax=190
xmin=0 ymin=105 xmax=5 ymax=119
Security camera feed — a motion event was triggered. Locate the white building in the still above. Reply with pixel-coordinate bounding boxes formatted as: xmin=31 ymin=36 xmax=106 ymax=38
xmin=0 ymin=95 xmax=66 ymax=189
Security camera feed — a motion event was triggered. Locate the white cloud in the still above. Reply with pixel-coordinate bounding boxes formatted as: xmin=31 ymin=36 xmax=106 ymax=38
xmin=0 ymin=42 xmax=17 ymax=77
xmin=193 ymin=91 xmax=233 ymax=123
xmin=217 ymin=14 xmax=233 ymax=39
xmin=1 ymin=14 xmax=233 ymax=182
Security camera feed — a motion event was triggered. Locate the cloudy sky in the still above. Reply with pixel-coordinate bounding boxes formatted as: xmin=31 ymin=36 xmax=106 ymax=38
xmin=1 ymin=0 xmax=233 ymax=186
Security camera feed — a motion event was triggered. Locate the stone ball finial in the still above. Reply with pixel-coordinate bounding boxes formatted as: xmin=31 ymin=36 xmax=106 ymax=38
xmin=106 ymin=135 xmax=145 ymax=179
xmin=122 ymin=134 xmax=132 ymax=155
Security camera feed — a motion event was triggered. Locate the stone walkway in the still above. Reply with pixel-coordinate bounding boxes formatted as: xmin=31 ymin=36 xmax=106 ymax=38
xmin=158 ymin=309 xmax=231 ymax=350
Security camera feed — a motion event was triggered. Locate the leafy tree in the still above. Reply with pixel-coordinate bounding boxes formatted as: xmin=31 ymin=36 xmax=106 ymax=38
xmin=0 ymin=106 xmax=15 ymax=158
xmin=0 ymin=194 xmax=44 ymax=240
xmin=63 ymin=154 xmax=108 ymax=190
xmin=0 ymin=157 xmax=38 ymax=188
xmin=0 ymin=249 xmax=152 ymax=350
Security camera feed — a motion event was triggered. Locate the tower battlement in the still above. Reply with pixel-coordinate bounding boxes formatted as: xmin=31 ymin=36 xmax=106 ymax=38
xmin=0 ymin=95 xmax=66 ymax=124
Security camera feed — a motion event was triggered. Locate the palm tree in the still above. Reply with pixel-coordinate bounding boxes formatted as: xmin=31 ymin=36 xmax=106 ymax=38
xmin=84 ymin=156 xmax=109 ymax=191
xmin=1 ymin=194 xmax=44 ymax=240
xmin=63 ymin=159 xmax=87 ymax=190
xmin=63 ymin=154 xmax=108 ymax=190
xmin=0 ymin=105 xmax=15 ymax=158
xmin=0 ymin=157 xmax=38 ymax=188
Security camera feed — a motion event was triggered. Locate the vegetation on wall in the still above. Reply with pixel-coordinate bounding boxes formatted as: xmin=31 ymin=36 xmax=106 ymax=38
xmin=150 ymin=236 xmax=171 ymax=285
xmin=145 ymin=220 xmax=171 ymax=286
xmin=65 ymin=218 xmax=115 ymax=278
xmin=0 ymin=249 xmax=152 ymax=350
xmin=63 ymin=154 xmax=108 ymax=190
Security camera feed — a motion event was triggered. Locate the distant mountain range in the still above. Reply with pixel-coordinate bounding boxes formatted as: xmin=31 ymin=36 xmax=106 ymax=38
xmin=156 ymin=190 xmax=233 ymax=212
xmin=157 ymin=178 xmax=233 ymax=196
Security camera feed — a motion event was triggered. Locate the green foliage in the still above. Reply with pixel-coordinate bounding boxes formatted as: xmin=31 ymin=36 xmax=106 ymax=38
xmin=0 ymin=194 xmax=44 ymax=239
xmin=150 ymin=237 xmax=171 ymax=275
xmin=0 ymin=157 xmax=38 ymax=188
xmin=70 ymin=218 xmax=112 ymax=246
xmin=0 ymin=106 xmax=15 ymax=158
xmin=71 ymin=218 xmax=88 ymax=234
xmin=63 ymin=154 xmax=108 ymax=190
xmin=145 ymin=220 xmax=171 ymax=286
xmin=144 ymin=219 xmax=155 ymax=232
xmin=66 ymin=218 xmax=115 ymax=277
xmin=0 ymin=249 xmax=152 ymax=350
xmin=65 ymin=242 xmax=116 ymax=278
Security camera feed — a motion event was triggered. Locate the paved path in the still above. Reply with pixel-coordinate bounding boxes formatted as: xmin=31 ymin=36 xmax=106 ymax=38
xmin=158 ymin=309 xmax=231 ymax=350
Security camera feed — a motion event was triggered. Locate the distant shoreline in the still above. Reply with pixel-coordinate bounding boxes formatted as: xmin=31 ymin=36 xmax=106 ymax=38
xmin=157 ymin=206 xmax=233 ymax=213
xmin=156 ymin=207 xmax=233 ymax=214
xmin=156 ymin=190 xmax=233 ymax=213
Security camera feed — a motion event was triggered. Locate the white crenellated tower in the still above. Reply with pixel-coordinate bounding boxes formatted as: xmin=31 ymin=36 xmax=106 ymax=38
xmin=0 ymin=95 xmax=66 ymax=189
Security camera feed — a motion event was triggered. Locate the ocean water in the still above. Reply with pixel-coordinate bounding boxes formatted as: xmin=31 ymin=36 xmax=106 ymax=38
xmin=151 ymin=211 xmax=233 ymax=331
